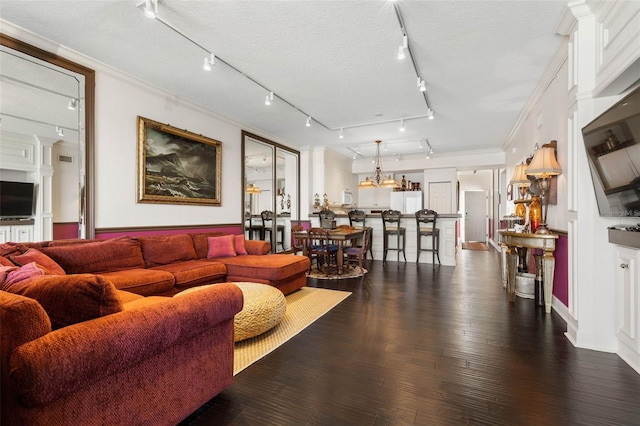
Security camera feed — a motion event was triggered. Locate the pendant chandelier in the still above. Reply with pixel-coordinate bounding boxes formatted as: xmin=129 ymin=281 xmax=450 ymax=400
xmin=358 ymin=140 xmax=399 ymax=189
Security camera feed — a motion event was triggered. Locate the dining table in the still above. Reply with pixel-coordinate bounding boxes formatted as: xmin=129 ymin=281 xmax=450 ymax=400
xmin=294 ymin=227 xmax=366 ymax=275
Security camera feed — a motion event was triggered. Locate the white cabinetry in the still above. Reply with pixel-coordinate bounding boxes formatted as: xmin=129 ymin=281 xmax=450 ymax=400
xmin=0 ymin=224 xmax=34 ymax=243
xmin=357 ymin=187 xmax=392 ymax=209
xmin=615 ymin=245 xmax=640 ymax=373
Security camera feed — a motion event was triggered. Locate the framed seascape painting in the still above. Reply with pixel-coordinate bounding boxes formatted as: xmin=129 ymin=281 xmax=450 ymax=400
xmin=137 ymin=116 xmax=222 ymax=206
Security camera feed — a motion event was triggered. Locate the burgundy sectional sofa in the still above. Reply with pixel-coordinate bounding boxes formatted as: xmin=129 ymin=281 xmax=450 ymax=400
xmin=0 ymin=232 xmax=310 ymax=425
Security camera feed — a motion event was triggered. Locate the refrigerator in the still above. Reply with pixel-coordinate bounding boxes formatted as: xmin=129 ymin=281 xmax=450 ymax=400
xmin=389 ymin=191 xmax=423 ymax=214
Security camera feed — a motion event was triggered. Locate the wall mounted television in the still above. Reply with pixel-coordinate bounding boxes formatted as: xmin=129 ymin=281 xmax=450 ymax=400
xmin=0 ymin=181 xmax=36 ymax=219
xmin=582 ymin=85 xmax=640 ymax=217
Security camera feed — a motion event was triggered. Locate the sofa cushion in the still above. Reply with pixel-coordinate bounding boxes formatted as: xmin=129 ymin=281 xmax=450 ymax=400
xmin=0 ymin=242 xmax=27 ymax=257
xmin=234 ymin=234 xmax=248 ymax=255
xmin=41 ymin=237 xmax=145 ymax=274
xmin=97 ymin=268 xmax=175 ymax=296
xmin=0 ymin=256 xmax=14 ymax=267
xmin=151 ymin=259 xmax=227 ymax=287
xmin=137 ymin=234 xmax=197 ymax=268
xmin=190 ymin=232 xmax=226 ymax=259
xmin=245 ymin=240 xmax=271 ymax=255
xmin=218 ymin=254 xmax=309 ymax=281
xmin=0 ymin=274 xmax=123 ymax=329
xmin=10 ymin=248 xmax=66 ymax=275
xmin=207 ymin=235 xmax=237 ymax=259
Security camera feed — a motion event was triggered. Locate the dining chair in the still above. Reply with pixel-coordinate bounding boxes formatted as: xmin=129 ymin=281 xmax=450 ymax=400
xmin=415 ymin=209 xmax=440 ymax=265
xmin=260 ymin=210 xmax=285 ymax=251
xmin=319 ymin=208 xmax=336 ymax=229
xmin=307 ymin=227 xmax=338 ymax=275
xmin=244 ymin=211 xmax=263 ymax=240
xmin=291 ymin=224 xmax=306 ymax=255
xmin=381 ymin=209 xmax=406 ymax=263
xmin=348 ymin=209 xmax=373 ymax=259
xmin=343 ymin=225 xmax=371 ymax=274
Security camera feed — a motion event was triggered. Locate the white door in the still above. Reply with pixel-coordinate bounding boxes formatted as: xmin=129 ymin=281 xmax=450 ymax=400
xmin=428 ymin=182 xmax=452 ymax=213
xmin=464 ymin=191 xmax=486 ymax=242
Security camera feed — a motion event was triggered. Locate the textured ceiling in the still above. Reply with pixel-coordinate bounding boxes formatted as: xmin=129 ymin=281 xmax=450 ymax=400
xmin=0 ymin=0 xmax=567 ymax=159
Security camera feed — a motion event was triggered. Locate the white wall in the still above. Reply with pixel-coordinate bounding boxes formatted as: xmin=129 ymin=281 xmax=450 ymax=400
xmin=94 ymin=70 xmax=243 ymax=228
xmin=503 ymin=1 xmax=640 ymax=362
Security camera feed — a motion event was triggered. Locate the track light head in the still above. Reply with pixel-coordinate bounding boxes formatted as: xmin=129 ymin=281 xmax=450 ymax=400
xmin=306 ymin=117 xmax=311 ymax=127
xmin=56 ymin=126 xmax=64 ymax=137
xmin=428 ymin=109 xmax=435 ymax=120
xmin=265 ymin=91 xmax=274 ymax=106
xmin=397 ymin=45 xmax=406 ymax=60
xmin=339 ymin=128 xmax=344 ymax=139
xmin=68 ymin=98 xmax=78 ymax=110
xmin=144 ymin=0 xmax=157 ymax=18
xmin=399 ymin=119 xmax=405 ymax=132
xmin=203 ymin=53 xmax=215 ymax=71
xmin=419 ymin=80 xmax=426 ymax=92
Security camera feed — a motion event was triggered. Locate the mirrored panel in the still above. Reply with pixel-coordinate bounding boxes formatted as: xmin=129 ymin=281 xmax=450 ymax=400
xmin=0 ymin=34 xmax=95 ymax=239
xmin=242 ymin=131 xmax=299 ymax=253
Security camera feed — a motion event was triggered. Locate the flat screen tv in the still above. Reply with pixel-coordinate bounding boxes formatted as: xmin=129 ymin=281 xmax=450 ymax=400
xmin=582 ymin=85 xmax=640 ymax=217
xmin=0 ymin=181 xmax=36 ymax=219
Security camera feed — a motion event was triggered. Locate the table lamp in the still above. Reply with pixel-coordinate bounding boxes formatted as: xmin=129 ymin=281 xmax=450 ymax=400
xmin=509 ymin=162 xmax=531 ymax=221
xmin=526 ymin=144 xmax=562 ymax=234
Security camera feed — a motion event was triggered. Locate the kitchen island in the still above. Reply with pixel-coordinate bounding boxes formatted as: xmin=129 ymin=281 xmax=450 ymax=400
xmin=310 ymin=212 xmax=461 ymax=266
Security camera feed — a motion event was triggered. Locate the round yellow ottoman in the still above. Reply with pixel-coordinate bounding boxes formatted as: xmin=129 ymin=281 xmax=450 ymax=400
xmin=176 ymin=282 xmax=286 ymax=342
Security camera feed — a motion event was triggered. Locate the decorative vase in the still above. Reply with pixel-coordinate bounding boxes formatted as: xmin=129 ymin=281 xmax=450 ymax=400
xmin=515 ymin=202 xmax=527 ymax=220
xmin=529 ymin=195 xmax=541 ymax=233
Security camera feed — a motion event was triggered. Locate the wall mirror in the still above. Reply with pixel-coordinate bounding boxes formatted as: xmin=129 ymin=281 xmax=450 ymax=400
xmin=0 ymin=34 xmax=95 ymax=239
xmin=242 ymin=131 xmax=299 ymax=253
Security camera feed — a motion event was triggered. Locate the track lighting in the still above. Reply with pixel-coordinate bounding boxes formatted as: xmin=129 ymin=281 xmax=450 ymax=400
xmin=68 ymin=98 xmax=78 ymax=110
xmin=265 ymin=92 xmax=273 ymax=106
xmin=56 ymin=126 xmax=64 ymax=137
xmin=419 ymin=80 xmax=426 ymax=92
xmin=397 ymin=35 xmax=408 ymax=60
xmin=427 ymin=109 xmax=434 ymax=120
xmin=339 ymin=128 xmax=344 ymax=139
xmin=262 ymin=156 xmax=266 ymax=163
xmin=399 ymin=119 xmax=405 ymax=132
xmin=144 ymin=0 xmax=157 ymax=19
xmin=306 ymin=117 xmax=311 ymax=127
xmin=203 ymin=53 xmax=215 ymax=71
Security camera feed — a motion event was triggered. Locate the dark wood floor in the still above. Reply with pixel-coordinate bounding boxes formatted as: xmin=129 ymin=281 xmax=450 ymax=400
xmin=182 ymin=248 xmax=640 ymax=425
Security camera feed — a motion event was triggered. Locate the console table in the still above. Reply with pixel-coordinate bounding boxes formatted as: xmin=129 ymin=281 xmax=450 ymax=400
xmin=498 ymin=230 xmax=558 ymax=313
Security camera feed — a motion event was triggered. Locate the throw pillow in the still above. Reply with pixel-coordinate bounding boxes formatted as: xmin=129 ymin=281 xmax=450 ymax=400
xmin=10 ymin=248 xmax=66 ymax=275
xmin=234 ymin=234 xmax=248 ymax=255
xmin=2 ymin=262 xmax=46 ymax=287
xmin=0 ymin=256 xmax=14 ymax=267
xmin=0 ymin=265 xmax=18 ymax=283
xmin=2 ymin=274 xmax=123 ymax=329
xmin=207 ymin=235 xmax=237 ymax=259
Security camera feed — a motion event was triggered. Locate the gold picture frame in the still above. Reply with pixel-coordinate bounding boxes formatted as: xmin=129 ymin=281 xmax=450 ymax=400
xmin=137 ymin=116 xmax=222 ymax=206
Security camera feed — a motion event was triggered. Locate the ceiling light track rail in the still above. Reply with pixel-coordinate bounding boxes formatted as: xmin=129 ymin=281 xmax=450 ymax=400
xmin=392 ymin=2 xmax=433 ymax=112
xmin=0 ymin=112 xmax=78 ymax=132
xmin=140 ymin=3 xmax=332 ymax=131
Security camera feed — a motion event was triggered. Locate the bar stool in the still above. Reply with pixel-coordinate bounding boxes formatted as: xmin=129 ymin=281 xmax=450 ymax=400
xmin=415 ymin=209 xmax=440 ymax=265
xmin=348 ymin=209 xmax=373 ymax=259
xmin=261 ymin=210 xmax=285 ymax=251
xmin=381 ymin=209 xmax=406 ymax=263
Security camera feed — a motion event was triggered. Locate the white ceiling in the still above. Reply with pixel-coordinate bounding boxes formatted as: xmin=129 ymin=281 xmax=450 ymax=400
xmin=0 ymin=0 xmax=567 ymax=159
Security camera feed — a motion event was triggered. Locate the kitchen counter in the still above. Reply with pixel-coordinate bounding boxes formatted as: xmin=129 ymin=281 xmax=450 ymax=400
xmin=310 ymin=212 xmax=461 ymax=266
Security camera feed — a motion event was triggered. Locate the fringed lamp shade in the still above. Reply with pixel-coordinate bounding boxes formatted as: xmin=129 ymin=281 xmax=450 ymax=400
xmin=510 ymin=163 xmax=531 ymax=186
xmin=526 ymin=147 xmax=562 ymax=178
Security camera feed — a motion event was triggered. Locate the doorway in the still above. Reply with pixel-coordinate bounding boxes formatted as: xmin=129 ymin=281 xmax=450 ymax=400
xmin=464 ymin=190 xmax=487 ymax=242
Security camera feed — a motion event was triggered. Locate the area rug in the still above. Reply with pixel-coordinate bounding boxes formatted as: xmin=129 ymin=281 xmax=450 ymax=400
xmin=462 ymin=242 xmax=490 ymax=251
xmin=234 ymin=286 xmax=351 ymax=374
xmin=306 ymin=265 xmax=367 ymax=280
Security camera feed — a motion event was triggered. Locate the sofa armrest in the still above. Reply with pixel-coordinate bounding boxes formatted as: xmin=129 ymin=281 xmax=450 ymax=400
xmin=245 ymin=240 xmax=271 ymax=255
xmin=10 ymin=283 xmax=243 ymax=407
